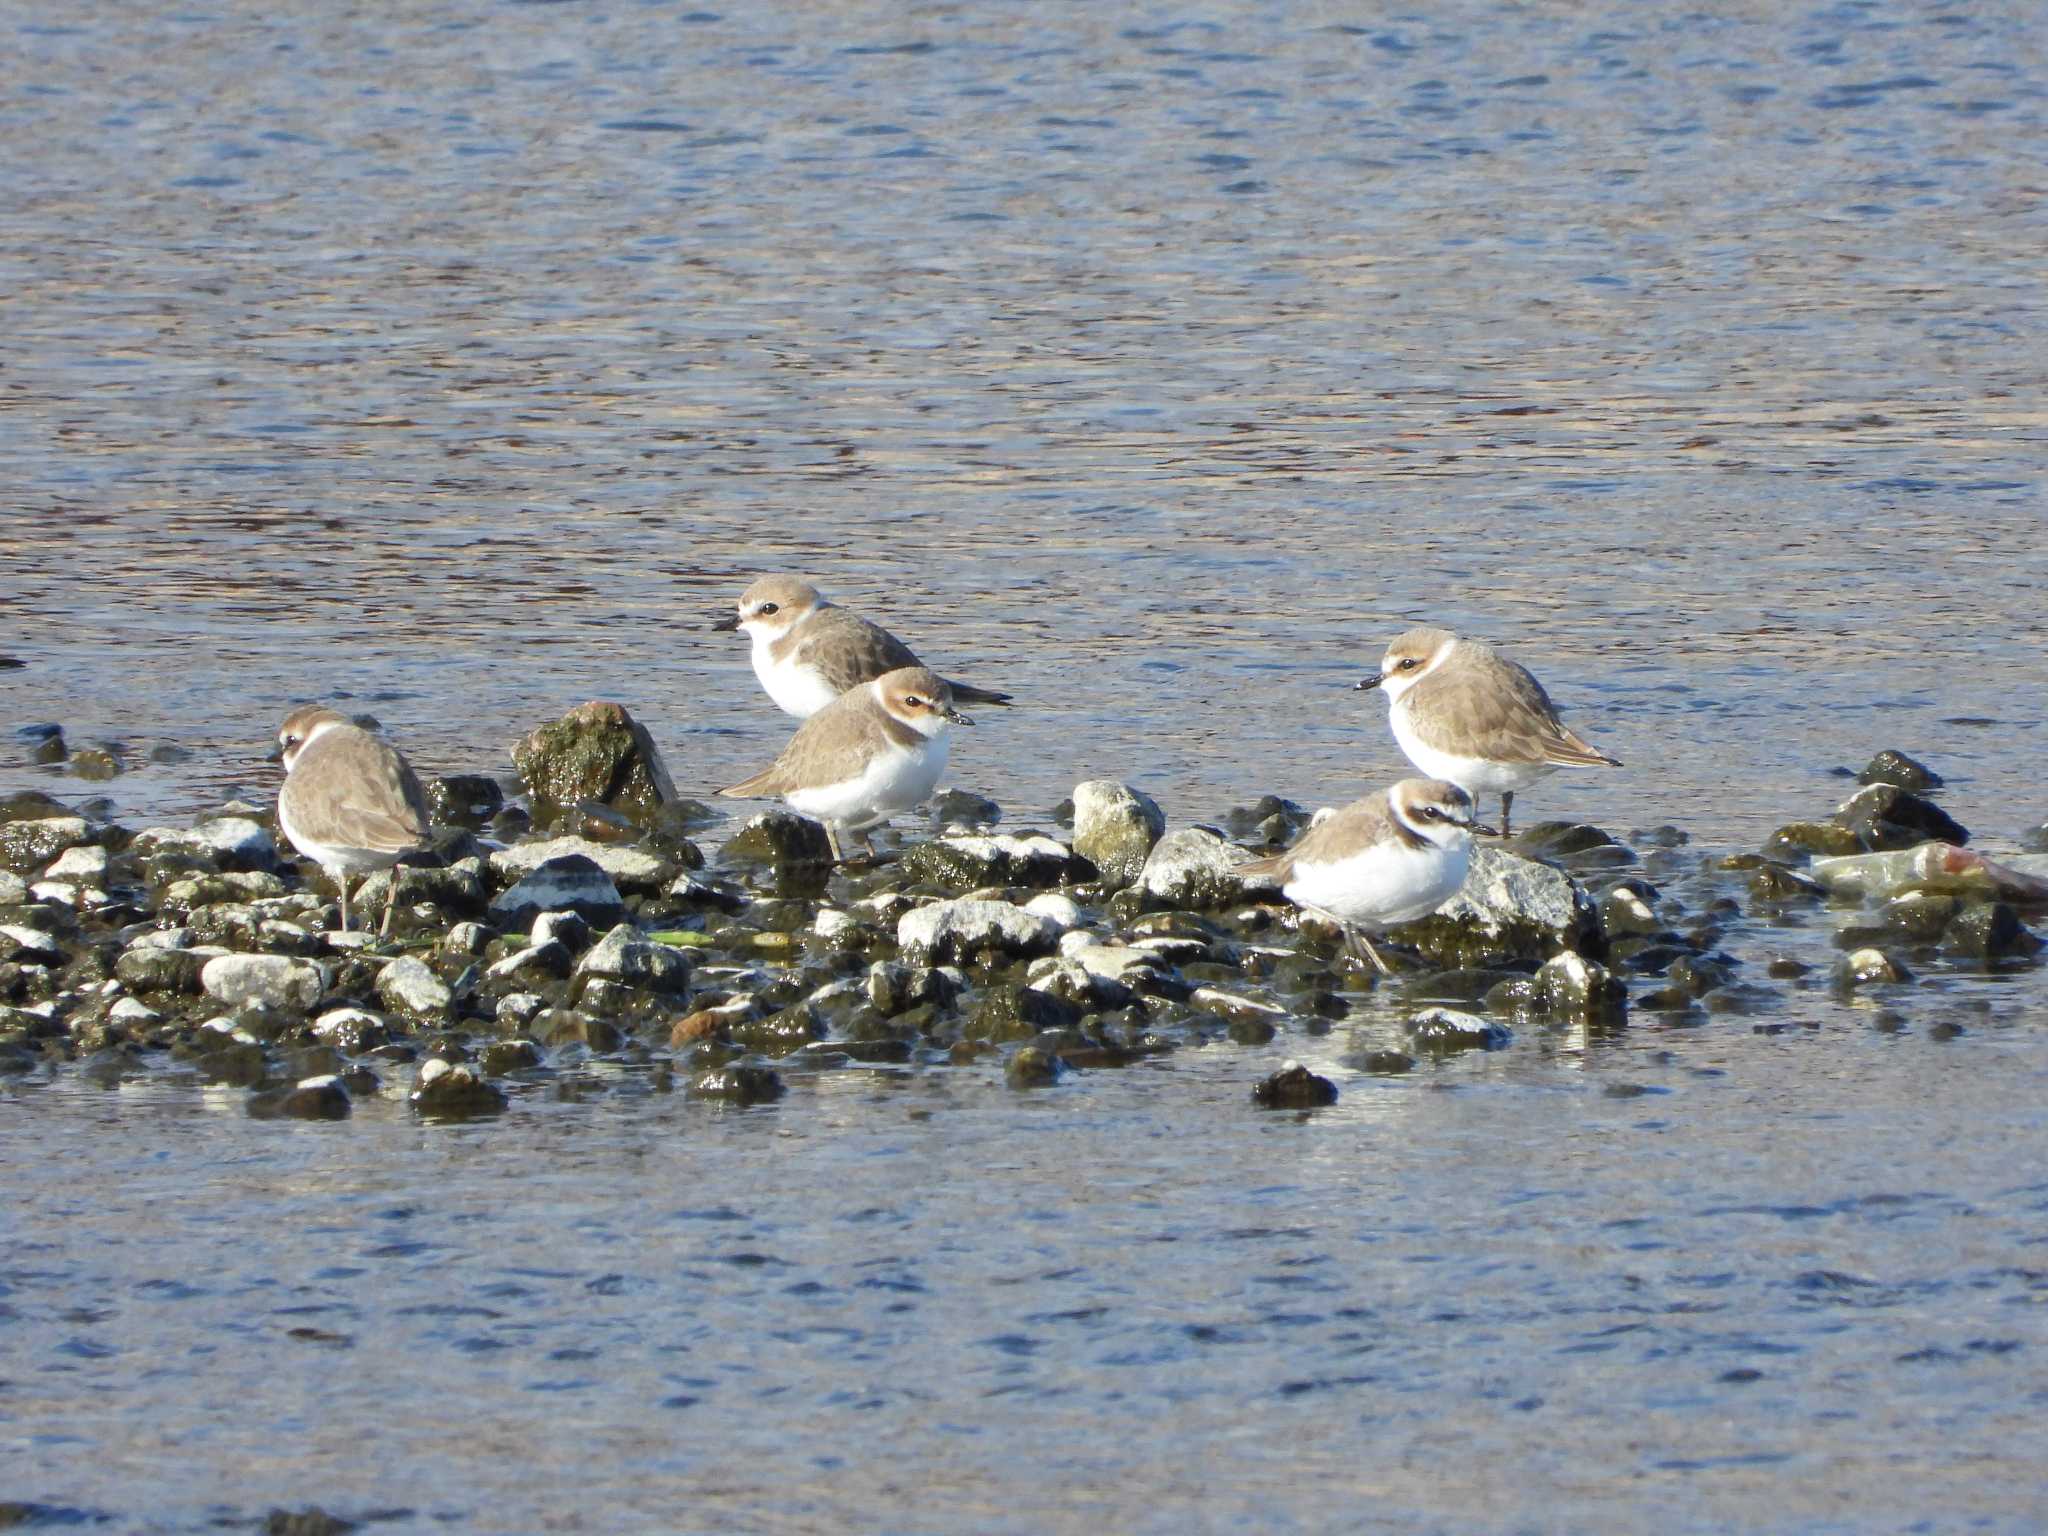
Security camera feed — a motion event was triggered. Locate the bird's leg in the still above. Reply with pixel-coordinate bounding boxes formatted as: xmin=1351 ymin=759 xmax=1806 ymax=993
xmin=824 ymin=824 xmax=845 ymax=865
xmin=1500 ymin=791 xmax=1515 ymax=839
xmin=337 ymin=876 xmax=353 ymax=934
xmin=380 ymin=864 xmax=403 ymax=939
xmin=1344 ymin=926 xmax=1393 ymax=977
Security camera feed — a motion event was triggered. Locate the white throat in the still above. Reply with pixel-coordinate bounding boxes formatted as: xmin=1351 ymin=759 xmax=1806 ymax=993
xmin=1381 ymin=642 xmax=1455 ymax=704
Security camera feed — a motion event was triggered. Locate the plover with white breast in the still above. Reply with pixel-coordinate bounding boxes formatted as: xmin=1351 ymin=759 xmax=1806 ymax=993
xmin=1239 ymin=777 xmax=1489 ymax=974
xmin=717 ymin=665 xmax=971 ymax=863
xmin=275 ymin=706 xmax=432 ymax=936
xmin=1356 ymin=626 xmax=1620 ymax=837
xmin=712 ymin=575 xmax=1012 ymax=718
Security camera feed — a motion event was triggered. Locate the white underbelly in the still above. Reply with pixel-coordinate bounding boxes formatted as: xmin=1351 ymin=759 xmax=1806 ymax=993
xmin=786 ymin=737 xmax=947 ymax=831
xmin=1285 ymin=839 xmax=1468 ymax=929
xmin=1388 ymin=706 xmax=1555 ymax=798
xmin=277 ymin=802 xmax=408 ymax=879
xmin=754 ymin=642 xmax=844 ymax=718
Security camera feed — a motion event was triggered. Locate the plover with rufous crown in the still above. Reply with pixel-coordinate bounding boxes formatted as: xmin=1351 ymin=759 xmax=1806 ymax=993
xmin=712 ymin=575 xmax=1012 ymax=719
xmin=275 ymin=706 xmax=432 ymax=937
xmin=1239 ymin=777 xmax=1490 ymax=974
xmin=1356 ymin=626 xmax=1620 ymax=838
xmin=717 ymin=665 xmax=971 ymax=863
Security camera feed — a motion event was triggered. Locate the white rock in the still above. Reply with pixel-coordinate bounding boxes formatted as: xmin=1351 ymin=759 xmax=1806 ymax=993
xmin=1071 ymin=780 xmax=1167 ymax=888
xmin=1136 ymin=828 xmax=1276 ymax=909
xmin=376 ymin=956 xmax=455 ymax=1021
xmin=134 ymin=817 xmax=276 ymax=864
xmin=44 ymin=845 xmax=109 ymax=884
xmin=1021 ymin=893 xmax=1085 ymax=931
xmin=108 ymin=997 xmax=160 ymax=1026
xmin=489 ymin=837 xmax=675 ymax=893
xmin=813 ymin=908 xmax=858 ymax=942
xmin=897 ymin=898 xmax=1061 ymax=965
xmin=199 ymin=953 xmax=326 ymax=1012
xmin=0 ymin=871 xmax=27 ymax=904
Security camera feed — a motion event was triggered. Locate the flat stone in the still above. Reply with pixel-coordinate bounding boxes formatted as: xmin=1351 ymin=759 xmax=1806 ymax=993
xmin=897 ymin=898 xmax=1061 ymax=966
xmin=0 ymin=925 xmax=65 ymax=966
xmin=487 ymin=854 xmax=628 ymax=929
xmin=132 ymin=817 xmax=279 ymax=871
xmin=200 ymin=954 xmax=326 ymax=1013
xmin=489 ymin=837 xmax=677 ymax=894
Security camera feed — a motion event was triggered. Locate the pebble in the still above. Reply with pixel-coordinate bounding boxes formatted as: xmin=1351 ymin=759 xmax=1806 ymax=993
xmin=200 ymin=954 xmax=326 ymax=1013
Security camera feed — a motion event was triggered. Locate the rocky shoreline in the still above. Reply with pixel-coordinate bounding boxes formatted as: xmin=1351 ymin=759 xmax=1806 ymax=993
xmin=3 ymin=709 xmax=2043 ymax=1120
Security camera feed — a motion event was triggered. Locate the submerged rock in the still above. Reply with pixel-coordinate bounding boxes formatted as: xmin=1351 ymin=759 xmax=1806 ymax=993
xmin=1838 ymin=947 xmax=1911 ymax=987
xmin=1005 ymin=1046 xmax=1064 ymax=1089
xmin=513 ymin=701 xmax=677 ymax=824
xmin=1391 ymin=845 xmax=1602 ymax=968
xmin=247 ymin=1075 xmax=352 ymax=1121
xmin=1405 ymin=1008 xmax=1513 ymax=1053
xmin=1251 ymin=1062 xmax=1338 ymax=1109
xmin=689 ymin=1064 xmax=784 ymax=1104
xmin=410 ymin=1058 xmax=508 ymax=1116
xmin=1071 ymin=781 xmax=1167 ymax=888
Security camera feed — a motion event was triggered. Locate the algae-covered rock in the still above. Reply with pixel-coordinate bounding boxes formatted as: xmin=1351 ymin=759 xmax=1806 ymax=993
xmin=721 ymin=810 xmax=833 ymax=866
xmin=1005 ymin=1045 xmax=1064 ymax=1090
xmin=690 ymin=1064 xmax=784 ymax=1104
xmin=1942 ymin=902 xmax=2038 ymax=960
xmin=513 ymin=701 xmax=677 ymax=823
xmin=1251 ymin=1062 xmax=1337 ymax=1108
xmin=1136 ymin=828 xmax=1276 ymax=911
xmin=898 ymin=833 xmax=1078 ymax=891
xmin=1390 ymin=845 xmax=1601 ymax=969
xmin=1 ymin=816 xmax=93 ymax=875
xmin=968 ymin=984 xmax=1082 ymax=1042
xmin=1833 ymin=784 xmax=1968 ymax=851
xmin=1765 ymin=821 xmax=1863 ymax=860
xmin=897 ymin=898 xmax=1060 ymax=966
xmin=1405 ymin=1008 xmax=1513 ymax=1053
xmin=376 ymin=956 xmax=456 ymax=1024
xmin=428 ymin=773 xmax=507 ymax=827
xmin=729 ymin=1003 xmax=824 ymax=1056
xmin=487 ymin=855 xmax=627 ymax=929
xmin=1071 ymin=781 xmax=1167 ymax=888
xmin=1488 ymin=951 xmax=1627 ymax=1024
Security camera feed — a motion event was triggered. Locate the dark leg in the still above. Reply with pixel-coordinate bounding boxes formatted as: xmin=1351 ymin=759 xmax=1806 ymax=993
xmin=1500 ymin=791 xmax=1515 ymax=839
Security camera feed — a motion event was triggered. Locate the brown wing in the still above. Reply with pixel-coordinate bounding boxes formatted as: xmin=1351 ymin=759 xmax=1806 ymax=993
xmin=1239 ymin=792 xmax=1403 ymax=881
xmin=284 ymin=731 xmax=431 ymax=852
xmin=1413 ymin=654 xmax=1620 ymax=768
xmin=718 ymin=693 xmax=889 ymax=799
xmin=795 ymin=609 xmax=923 ymax=695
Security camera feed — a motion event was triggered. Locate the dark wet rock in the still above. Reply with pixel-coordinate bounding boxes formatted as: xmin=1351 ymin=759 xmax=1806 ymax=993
xmin=1837 ymin=947 xmax=1911 ymax=987
xmin=1599 ymin=884 xmax=1663 ymax=935
xmin=488 ymin=854 xmax=627 ymax=929
xmin=897 ymin=898 xmax=1061 ymax=966
xmin=513 ymin=701 xmax=677 ymax=824
xmin=690 ymin=1064 xmax=784 ymax=1104
xmin=1 ymin=816 xmax=94 ymax=874
xmin=200 ymin=954 xmax=325 ymax=1013
xmin=360 ymin=858 xmax=488 ymax=923
xmin=1865 ymin=891 xmax=1957 ymax=943
xmin=376 ymin=957 xmax=456 ymax=1024
xmin=247 ymin=1075 xmax=352 ymax=1121
xmin=115 ymin=945 xmax=210 ymax=995
xmin=1136 ymin=828 xmax=1277 ymax=911
xmin=1005 ymin=1045 xmax=1064 ymax=1089
xmin=1748 ymin=862 xmax=1826 ymax=902
xmin=898 ymin=832 xmax=1078 ymax=891
xmin=427 ymin=773 xmax=506 ymax=827
xmin=70 ymin=746 xmax=122 ymax=781
xmin=1405 ymin=1007 xmax=1513 ymax=1053
xmin=1187 ymin=985 xmax=1287 ymax=1031
xmin=263 ymin=1508 xmax=357 ymax=1536
xmin=574 ymin=922 xmax=692 ymax=995
xmin=866 ymin=960 xmax=963 ymax=1017
xmin=931 ymin=788 xmax=1003 ymax=828
xmin=0 ymin=786 xmax=69 ymax=821
xmin=1252 ymin=1062 xmax=1338 ymax=1108
xmin=410 ymin=1057 xmax=508 ymax=1116
xmin=1024 ymin=956 xmax=1141 ymax=1012
xmin=479 ymin=1039 xmax=543 ymax=1074
xmin=1488 ymin=952 xmax=1627 ymax=1023
xmin=532 ymin=910 xmax=592 ymax=952
xmin=1859 ymin=750 xmax=1942 ymax=792
xmin=1071 ymin=780 xmax=1167 ymax=888
xmin=0 ymin=924 xmax=65 ymax=967
xmin=1833 ymin=784 xmax=1969 ymax=851
xmin=1765 ymin=821 xmax=1863 ymax=860
xmin=729 ymin=1003 xmax=824 ymax=1057
xmin=486 ymin=940 xmax=574 ymax=990
xmin=542 ymin=1009 xmax=624 ymax=1051
xmin=1664 ymin=955 xmax=1735 ymax=997
xmin=311 ymin=1008 xmax=389 ymax=1055
xmin=1509 ymin=821 xmax=1625 ymax=863
xmin=722 ymin=809 xmax=833 ymax=866
xmin=1391 ymin=845 xmax=1602 ymax=969
xmin=490 ymin=837 xmax=677 ymax=895
xmin=1943 ymin=902 xmax=2039 ymax=960
xmin=1222 ymin=794 xmax=1311 ymax=846
xmin=969 ymin=984 xmax=1083 ymax=1042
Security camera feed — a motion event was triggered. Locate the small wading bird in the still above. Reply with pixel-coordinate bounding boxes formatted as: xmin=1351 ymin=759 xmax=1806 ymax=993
xmin=1238 ymin=777 xmax=1491 ymax=974
xmin=275 ymin=706 xmax=432 ymax=937
xmin=1357 ymin=626 xmax=1621 ymax=837
xmin=713 ymin=575 xmax=1012 ymax=718
xmin=717 ymin=666 xmax=971 ymax=863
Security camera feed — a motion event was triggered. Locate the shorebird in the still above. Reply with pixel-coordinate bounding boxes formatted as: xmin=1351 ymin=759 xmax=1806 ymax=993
xmin=1239 ymin=777 xmax=1489 ymax=974
xmin=717 ymin=666 xmax=970 ymax=862
xmin=713 ymin=575 xmax=1012 ymax=718
xmin=1357 ymin=626 xmax=1620 ymax=837
xmin=275 ymin=706 xmax=432 ymax=936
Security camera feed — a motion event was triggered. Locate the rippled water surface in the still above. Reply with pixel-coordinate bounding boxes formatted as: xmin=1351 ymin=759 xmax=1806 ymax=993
xmin=4 ymin=0 xmax=2047 ymax=1529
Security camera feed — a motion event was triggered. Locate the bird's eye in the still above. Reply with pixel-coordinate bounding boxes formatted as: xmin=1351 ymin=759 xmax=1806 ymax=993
xmin=1399 ymin=657 xmax=1421 ymax=670
xmin=1422 ymin=806 xmax=1442 ymax=820
xmin=758 ymin=602 xmax=779 ymax=616
xmin=905 ymin=695 xmax=925 ymax=709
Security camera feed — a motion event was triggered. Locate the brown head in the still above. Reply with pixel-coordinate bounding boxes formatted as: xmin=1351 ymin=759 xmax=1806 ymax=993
xmin=1355 ymin=626 xmax=1459 ymax=701
xmin=275 ymin=706 xmax=351 ymax=772
xmin=873 ymin=667 xmax=971 ymax=735
xmin=714 ymin=575 xmax=826 ymax=637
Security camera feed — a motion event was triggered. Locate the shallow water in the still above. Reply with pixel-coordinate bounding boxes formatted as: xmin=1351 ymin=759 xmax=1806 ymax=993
xmin=4 ymin=0 xmax=2047 ymax=1529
